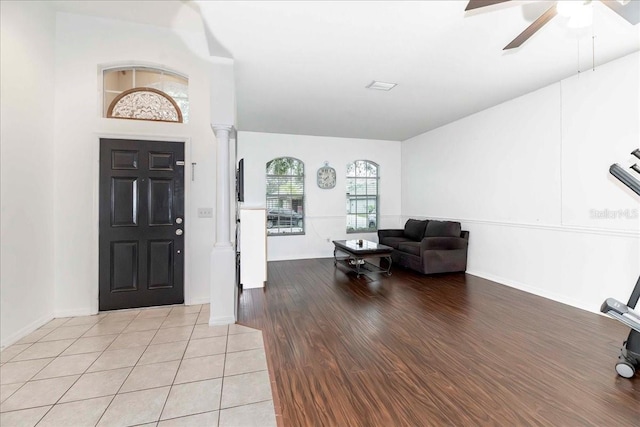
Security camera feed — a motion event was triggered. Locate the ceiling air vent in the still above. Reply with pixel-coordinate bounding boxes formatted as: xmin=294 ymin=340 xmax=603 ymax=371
xmin=366 ymin=81 xmax=397 ymax=91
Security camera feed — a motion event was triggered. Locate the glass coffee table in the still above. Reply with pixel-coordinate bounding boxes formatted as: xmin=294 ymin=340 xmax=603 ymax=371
xmin=333 ymin=240 xmax=393 ymax=278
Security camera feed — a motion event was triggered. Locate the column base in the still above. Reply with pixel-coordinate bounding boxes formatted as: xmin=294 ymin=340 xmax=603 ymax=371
xmin=209 ymin=245 xmax=236 ymax=326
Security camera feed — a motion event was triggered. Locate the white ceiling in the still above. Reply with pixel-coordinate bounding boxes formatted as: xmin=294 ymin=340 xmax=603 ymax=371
xmin=53 ymin=1 xmax=640 ymax=141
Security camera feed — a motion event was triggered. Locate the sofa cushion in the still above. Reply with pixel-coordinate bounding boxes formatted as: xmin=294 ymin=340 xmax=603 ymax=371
xmin=422 ymin=237 xmax=468 ymax=250
xmin=379 ymin=236 xmax=413 ymax=249
xmin=398 ymin=241 xmax=421 ymax=256
xmin=424 ymin=220 xmax=461 ymax=238
xmin=403 ymin=219 xmax=428 ymax=241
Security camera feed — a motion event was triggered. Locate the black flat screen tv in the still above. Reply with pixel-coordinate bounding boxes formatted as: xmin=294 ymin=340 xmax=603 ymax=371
xmin=237 ymin=158 xmax=244 ymax=202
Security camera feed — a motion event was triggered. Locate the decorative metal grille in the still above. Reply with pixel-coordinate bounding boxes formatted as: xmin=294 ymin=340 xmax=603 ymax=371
xmin=107 ymin=88 xmax=183 ymax=123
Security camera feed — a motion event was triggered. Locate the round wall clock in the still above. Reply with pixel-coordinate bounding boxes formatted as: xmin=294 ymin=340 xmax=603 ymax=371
xmin=317 ymin=163 xmax=336 ymax=189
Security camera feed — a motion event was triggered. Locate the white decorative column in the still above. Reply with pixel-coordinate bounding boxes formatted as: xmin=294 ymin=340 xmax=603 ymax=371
xmin=209 ymin=124 xmax=236 ymax=325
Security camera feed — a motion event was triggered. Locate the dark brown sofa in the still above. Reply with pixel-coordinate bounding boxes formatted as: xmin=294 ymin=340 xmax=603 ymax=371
xmin=378 ymin=219 xmax=469 ymax=274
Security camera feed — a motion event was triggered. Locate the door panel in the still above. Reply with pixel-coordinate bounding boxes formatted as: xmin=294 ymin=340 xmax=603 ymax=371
xmin=111 ymin=241 xmax=138 ymax=292
xmin=149 ymin=152 xmax=174 ymax=170
xmin=111 ymin=177 xmax=139 ymax=226
xmin=148 ymin=240 xmax=174 ymax=289
xmin=100 ymin=138 xmax=184 ymax=311
xmin=148 ymin=179 xmax=173 ymax=226
xmin=112 ymin=150 xmax=139 ymax=169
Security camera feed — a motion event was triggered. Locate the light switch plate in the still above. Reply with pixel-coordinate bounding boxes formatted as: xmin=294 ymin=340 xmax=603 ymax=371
xmin=198 ymin=208 xmax=213 ymax=218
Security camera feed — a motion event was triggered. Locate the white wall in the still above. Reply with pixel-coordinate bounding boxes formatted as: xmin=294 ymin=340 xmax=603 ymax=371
xmin=238 ymin=132 xmax=402 ymax=261
xmin=1 ymin=1 xmax=57 ymax=347
xmin=52 ymin=13 xmax=235 ymax=317
xmin=402 ymin=52 xmax=640 ymax=313
xmin=560 ymin=55 xmax=640 ymax=231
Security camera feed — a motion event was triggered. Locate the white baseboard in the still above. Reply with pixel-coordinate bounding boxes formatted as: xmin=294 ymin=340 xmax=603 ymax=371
xmin=466 ymin=269 xmax=599 ymax=315
xmin=268 ymin=253 xmax=333 ymax=262
xmin=187 ymin=296 xmax=211 ymax=306
xmin=1 ymin=314 xmax=54 ymax=349
xmin=209 ymin=315 xmax=236 ymax=326
xmin=54 ymin=308 xmax=96 ymax=318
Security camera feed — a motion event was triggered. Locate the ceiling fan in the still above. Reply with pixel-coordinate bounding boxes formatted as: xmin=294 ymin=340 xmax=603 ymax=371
xmin=466 ymin=0 xmax=640 ymax=50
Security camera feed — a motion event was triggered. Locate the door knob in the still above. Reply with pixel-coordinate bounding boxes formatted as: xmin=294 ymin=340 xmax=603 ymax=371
xmin=176 ymin=218 xmax=183 ymax=224
xmin=175 ymin=229 xmax=183 ymax=236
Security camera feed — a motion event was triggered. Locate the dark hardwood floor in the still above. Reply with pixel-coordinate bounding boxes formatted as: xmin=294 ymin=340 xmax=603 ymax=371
xmin=237 ymin=258 xmax=639 ymax=426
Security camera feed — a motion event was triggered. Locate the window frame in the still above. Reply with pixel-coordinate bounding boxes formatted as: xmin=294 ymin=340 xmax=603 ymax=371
xmin=102 ymin=66 xmax=189 ymax=123
xmin=346 ymin=160 xmax=379 ymax=234
xmin=266 ymin=157 xmax=305 ymax=236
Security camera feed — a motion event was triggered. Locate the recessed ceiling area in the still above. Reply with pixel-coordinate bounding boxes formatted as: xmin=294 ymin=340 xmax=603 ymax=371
xmin=52 ymin=0 xmax=639 ymax=141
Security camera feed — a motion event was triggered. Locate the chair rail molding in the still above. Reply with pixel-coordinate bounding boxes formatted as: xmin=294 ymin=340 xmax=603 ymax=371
xmin=401 ymin=216 xmax=640 ymax=238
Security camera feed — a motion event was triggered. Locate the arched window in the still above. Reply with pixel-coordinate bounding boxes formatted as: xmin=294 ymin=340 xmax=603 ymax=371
xmin=266 ymin=157 xmax=304 ymax=235
xmin=107 ymin=88 xmax=182 ymax=123
xmin=103 ymin=67 xmax=189 ymax=123
xmin=346 ymin=160 xmax=379 ymax=233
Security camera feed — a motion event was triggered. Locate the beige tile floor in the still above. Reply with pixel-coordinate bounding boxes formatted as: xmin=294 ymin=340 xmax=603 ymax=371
xmin=0 ymin=305 xmax=277 ymax=427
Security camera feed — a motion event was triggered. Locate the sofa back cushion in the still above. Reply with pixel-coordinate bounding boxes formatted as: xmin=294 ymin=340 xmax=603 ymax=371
xmin=380 ymin=236 xmax=413 ymax=250
xmin=403 ymin=219 xmax=428 ymax=241
xmin=425 ymin=220 xmax=461 ymax=238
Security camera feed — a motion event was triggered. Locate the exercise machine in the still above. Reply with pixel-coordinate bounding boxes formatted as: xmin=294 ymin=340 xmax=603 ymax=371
xmin=601 ymin=280 xmax=640 ymax=378
xmin=600 ymin=148 xmax=640 ymax=378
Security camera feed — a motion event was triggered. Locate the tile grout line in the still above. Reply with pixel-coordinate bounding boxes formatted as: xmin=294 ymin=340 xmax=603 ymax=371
xmin=1 ymin=363 xmax=265 ymax=422
xmin=2 ymin=342 xmax=35 ymax=361
xmin=1 ymin=319 xmax=254 ymax=364
xmin=94 ymin=309 xmax=175 ymax=427
xmin=155 ymin=305 xmax=200 ymax=424
xmin=216 ymin=327 xmax=231 ymax=427
xmin=2 ymin=305 xmax=243 ymax=426
xmin=154 ymin=394 xmax=275 ymax=425
xmin=0 ymin=323 xmax=81 ymax=418
xmin=45 ymin=312 xmax=140 ymax=426
xmin=218 ymin=398 xmax=274 ymax=412
xmin=2 ymin=316 xmax=112 ymax=424
xmin=243 ymin=323 xmax=281 ymax=426
xmin=6 ymin=346 xmax=225 ymax=409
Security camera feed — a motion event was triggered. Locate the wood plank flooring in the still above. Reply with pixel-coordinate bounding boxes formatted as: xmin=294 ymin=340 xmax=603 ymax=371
xmin=237 ymin=258 xmax=639 ymax=426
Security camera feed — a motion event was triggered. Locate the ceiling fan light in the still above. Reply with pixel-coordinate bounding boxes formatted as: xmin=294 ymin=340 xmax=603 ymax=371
xmin=567 ymin=3 xmax=593 ymax=28
xmin=557 ymin=1 xmax=588 ymax=18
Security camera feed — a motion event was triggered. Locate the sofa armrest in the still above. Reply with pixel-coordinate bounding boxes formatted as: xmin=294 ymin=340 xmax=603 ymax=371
xmin=421 ymin=236 xmax=468 ymax=251
xmin=378 ymin=229 xmax=404 ymax=240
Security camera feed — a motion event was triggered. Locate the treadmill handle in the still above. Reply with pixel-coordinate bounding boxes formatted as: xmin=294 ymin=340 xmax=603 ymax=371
xmin=601 ymin=298 xmax=640 ymax=334
xmin=609 ymin=164 xmax=640 ymax=196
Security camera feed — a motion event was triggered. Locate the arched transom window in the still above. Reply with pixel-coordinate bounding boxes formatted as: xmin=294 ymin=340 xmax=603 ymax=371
xmin=103 ymin=67 xmax=189 ymax=123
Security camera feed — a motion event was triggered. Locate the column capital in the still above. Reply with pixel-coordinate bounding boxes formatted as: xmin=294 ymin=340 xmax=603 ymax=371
xmin=211 ymin=124 xmax=235 ymax=138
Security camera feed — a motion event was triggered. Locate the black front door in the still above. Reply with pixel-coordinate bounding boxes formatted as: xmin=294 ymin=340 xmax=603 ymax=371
xmin=99 ymin=138 xmax=185 ymax=311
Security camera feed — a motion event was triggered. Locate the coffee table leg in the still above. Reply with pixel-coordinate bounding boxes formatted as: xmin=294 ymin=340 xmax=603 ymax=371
xmin=385 ymin=256 xmax=392 ymax=276
xmin=355 ymin=258 xmax=361 ymax=278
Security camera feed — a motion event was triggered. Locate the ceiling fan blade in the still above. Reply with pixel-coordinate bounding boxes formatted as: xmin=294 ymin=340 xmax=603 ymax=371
xmin=465 ymin=0 xmax=511 ymax=11
xmin=504 ymin=4 xmax=558 ymax=50
xmin=599 ymin=0 xmax=640 ymax=25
